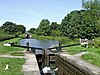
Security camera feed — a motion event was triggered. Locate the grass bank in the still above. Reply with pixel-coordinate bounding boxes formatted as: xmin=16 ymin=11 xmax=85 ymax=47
xmin=0 ymin=30 xmax=15 ymax=41
xmin=0 ymin=38 xmax=25 ymax=75
xmin=19 ymin=34 xmax=79 ymax=44
xmin=63 ymin=37 xmax=100 ymax=67
xmin=31 ymin=34 xmax=79 ymax=44
xmin=0 ymin=34 xmax=14 ymax=41
xmin=0 ymin=38 xmax=24 ymax=55
xmin=0 ymin=58 xmax=25 ymax=75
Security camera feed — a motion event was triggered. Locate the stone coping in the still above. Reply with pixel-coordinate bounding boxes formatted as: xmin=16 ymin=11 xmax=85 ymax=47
xmin=59 ymin=53 xmax=100 ymax=75
xmin=23 ymin=53 xmax=40 ymax=75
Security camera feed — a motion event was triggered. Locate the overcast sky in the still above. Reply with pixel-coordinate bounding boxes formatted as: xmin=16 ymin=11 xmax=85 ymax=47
xmin=0 ymin=0 xmax=82 ymax=30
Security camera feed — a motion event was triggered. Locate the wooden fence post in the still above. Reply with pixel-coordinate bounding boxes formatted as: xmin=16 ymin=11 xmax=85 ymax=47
xmin=42 ymin=49 xmax=45 ymax=68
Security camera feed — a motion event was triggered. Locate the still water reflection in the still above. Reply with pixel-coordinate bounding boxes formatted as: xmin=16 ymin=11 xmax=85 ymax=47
xmin=19 ymin=38 xmax=59 ymax=49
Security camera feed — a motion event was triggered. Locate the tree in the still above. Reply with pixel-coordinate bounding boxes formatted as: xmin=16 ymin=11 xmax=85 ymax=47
xmin=1 ymin=21 xmax=26 ymax=34
xmin=60 ymin=0 xmax=100 ymax=39
xmin=28 ymin=28 xmax=36 ymax=34
xmin=61 ymin=10 xmax=83 ymax=38
xmin=36 ymin=19 xmax=51 ymax=36
xmin=82 ymin=0 xmax=100 ymax=38
xmin=16 ymin=25 xmax=26 ymax=34
xmin=50 ymin=22 xmax=61 ymax=36
xmin=1 ymin=21 xmax=17 ymax=34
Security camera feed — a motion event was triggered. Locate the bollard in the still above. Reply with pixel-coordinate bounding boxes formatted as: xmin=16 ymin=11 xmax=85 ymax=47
xmin=58 ymin=42 xmax=61 ymax=52
xmin=26 ymin=42 xmax=30 ymax=51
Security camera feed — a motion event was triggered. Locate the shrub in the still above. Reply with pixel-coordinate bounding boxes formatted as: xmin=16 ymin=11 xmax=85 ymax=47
xmin=94 ymin=37 xmax=100 ymax=48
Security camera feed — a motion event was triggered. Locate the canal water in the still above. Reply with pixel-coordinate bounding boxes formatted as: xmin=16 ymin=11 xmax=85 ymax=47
xmin=19 ymin=38 xmax=59 ymax=54
xmin=19 ymin=38 xmax=59 ymax=48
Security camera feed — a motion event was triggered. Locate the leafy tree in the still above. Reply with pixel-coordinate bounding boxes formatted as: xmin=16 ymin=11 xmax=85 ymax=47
xmin=1 ymin=21 xmax=17 ymax=34
xmin=50 ymin=22 xmax=61 ymax=36
xmin=60 ymin=0 xmax=100 ymax=39
xmin=36 ymin=19 xmax=51 ymax=36
xmin=16 ymin=25 xmax=26 ymax=34
xmin=50 ymin=22 xmax=58 ymax=30
xmin=82 ymin=0 xmax=100 ymax=38
xmin=61 ymin=10 xmax=83 ymax=38
xmin=1 ymin=21 xmax=26 ymax=34
xmin=28 ymin=28 xmax=36 ymax=34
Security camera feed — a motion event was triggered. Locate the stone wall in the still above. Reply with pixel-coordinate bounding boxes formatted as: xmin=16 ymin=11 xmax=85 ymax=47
xmin=56 ymin=53 xmax=100 ymax=75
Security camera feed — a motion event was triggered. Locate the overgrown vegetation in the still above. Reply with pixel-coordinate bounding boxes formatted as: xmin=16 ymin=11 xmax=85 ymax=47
xmin=0 ymin=58 xmax=25 ymax=75
xmin=30 ymin=34 xmax=79 ymax=44
xmin=0 ymin=29 xmax=15 ymax=41
xmin=94 ymin=37 xmax=100 ymax=48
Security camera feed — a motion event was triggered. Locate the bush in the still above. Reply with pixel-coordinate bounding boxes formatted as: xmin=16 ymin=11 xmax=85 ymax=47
xmin=94 ymin=37 xmax=100 ymax=48
xmin=0 ymin=35 xmax=14 ymax=41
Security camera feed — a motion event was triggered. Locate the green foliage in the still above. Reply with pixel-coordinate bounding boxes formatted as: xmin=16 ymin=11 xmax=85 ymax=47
xmin=31 ymin=34 xmax=79 ymax=44
xmin=36 ymin=19 xmax=51 ymax=36
xmin=0 ymin=58 xmax=25 ymax=75
xmin=0 ymin=38 xmax=24 ymax=54
xmin=94 ymin=37 xmax=100 ymax=48
xmin=0 ymin=35 xmax=14 ymax=41
xmin=61 ymin=10 xmax=83 ymax=38
xmin=16 ymin=25 xmax=26 ymax=34
xmin=63 ymin=46 xmax=87 ymax=55
xmin=50 ymin=22 xmax=61 ymax=36
xmin=59 ymin=0 xmax=100 ymax=39
xmin=12 ymin=0 xmax=100 ymax=40
xmin=81 ymin=52 xmax=100 ymax=67
xmin=11 ymin=52 xmax=24 ymax=56
xmin=1 ymin=21 xmax=26 ymax=35
xmin=28 ymin=28 xmax=36 ymax=34
xmin=0 ymin=29 xmax=15 ymax=41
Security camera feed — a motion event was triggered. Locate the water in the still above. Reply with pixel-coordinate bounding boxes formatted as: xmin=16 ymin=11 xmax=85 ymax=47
xmin=19 ymin=38 xmax=59 ymax=48
xmin=19 ymin=38 xmax=59 ymax=54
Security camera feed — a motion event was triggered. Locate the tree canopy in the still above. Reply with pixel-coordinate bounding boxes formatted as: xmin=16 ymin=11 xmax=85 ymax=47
xmin=36 ymin=19 xmax=51 ymax=36
xmin=0 ymin=21 xmax=26 ymax=34
xmin=60 ymin=0 xmax=100 ymax=39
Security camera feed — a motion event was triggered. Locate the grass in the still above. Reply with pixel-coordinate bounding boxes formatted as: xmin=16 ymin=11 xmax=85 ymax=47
xmin=0 ymin=38 xmax=25 ymax=75
xmin=63 ymin=46 xmax=100 ymax=67
xmin=62 ymin=46 xmax=88 ymax=55
xmin=81 ymin=53 xmax=100 ymax=67
xmin=94 ymin=37 xmax=100 ymax=48
xmin=61 ymin=37 xmax=100 ymax=67
xmin=26 ymin=34 xmax=79 ymax=44
xmin=11 ymin=52 xmax=24 ymax=56
xmin=0 ymin=38 xmax=24 ymax=55
xmin=0 ymin=29 xmax=15 ymax=41
xmin=0 ymin=58 xmax=25 ymax=75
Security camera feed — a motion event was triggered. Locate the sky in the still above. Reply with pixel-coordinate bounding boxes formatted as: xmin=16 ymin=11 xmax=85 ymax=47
xmin=0 ymin=0 xmax=82 ymax=31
